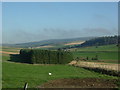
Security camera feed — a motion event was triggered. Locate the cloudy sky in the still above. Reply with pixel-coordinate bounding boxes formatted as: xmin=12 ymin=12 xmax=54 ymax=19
xmin=2 ymin=2 xmax=118 ymax=44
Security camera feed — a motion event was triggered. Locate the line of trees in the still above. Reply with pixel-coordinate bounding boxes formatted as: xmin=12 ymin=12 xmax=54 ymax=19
xmin=63 ymin=35 xmax=119 ymax=49
xmin=80 ymin=35 xmax=119 ymax=47
xmin=20 ymin=49 xmax=73 ymax=64
xmin=75 ymin=55 xmax=98 ymax=61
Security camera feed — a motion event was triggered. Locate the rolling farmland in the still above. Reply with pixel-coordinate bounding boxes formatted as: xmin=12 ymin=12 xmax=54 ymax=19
xmin=2 ymin=2 xmax=119 ymax=89
xmin=1 ymin=44 xmax=119 ymax=88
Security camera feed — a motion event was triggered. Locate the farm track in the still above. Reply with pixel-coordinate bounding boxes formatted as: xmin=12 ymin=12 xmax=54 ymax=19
xmin=69 ymin=61 xmax=119 ymax=71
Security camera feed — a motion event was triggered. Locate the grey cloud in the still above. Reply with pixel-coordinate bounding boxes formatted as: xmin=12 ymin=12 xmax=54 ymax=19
xmin=41 ymin=28 xmax=83 ymax=39
xmin=3 ymin=27 xmax=117 ymax=44
xmin=83 ymin=28 xmax=112 ymax=34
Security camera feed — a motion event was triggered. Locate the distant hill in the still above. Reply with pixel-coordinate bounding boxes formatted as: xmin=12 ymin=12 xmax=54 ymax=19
xmin=2 ymin=37 xmax=95 ymax=48
xmin=69 ymin=35 xmax=119 ymax=48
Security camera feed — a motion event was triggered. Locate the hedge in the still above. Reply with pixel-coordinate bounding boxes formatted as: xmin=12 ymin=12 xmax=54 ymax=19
xmin=20 ymin=49 xmax=73 ymax=64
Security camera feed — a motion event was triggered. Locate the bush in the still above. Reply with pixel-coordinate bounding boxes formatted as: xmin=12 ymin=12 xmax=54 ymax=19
xmin=20 ymin=49 xmax=73 ymax=64
xmin=91 ymin=55 xmax=98 ymax=60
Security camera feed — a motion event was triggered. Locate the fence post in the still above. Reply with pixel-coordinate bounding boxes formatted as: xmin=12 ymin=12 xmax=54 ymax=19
xmin=24 ymin=82 xmax=28 ymax=90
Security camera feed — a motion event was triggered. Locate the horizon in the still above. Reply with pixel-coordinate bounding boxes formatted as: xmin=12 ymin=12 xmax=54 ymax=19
xmin=2 ymin=35 xmax=118 ymax=45
xmin=2 ymin=2 xmax=118 ymax=44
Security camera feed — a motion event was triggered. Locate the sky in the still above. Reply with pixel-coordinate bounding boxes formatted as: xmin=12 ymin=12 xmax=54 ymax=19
xmin=2 ymin=2 xmax=118 ymax=44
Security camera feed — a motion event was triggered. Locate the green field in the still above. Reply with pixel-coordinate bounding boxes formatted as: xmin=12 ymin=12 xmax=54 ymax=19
xmin=2 ymin=45 xmax=119 ymax=88
xmin=2 ymin=47 xmax=21 ymax=53
xmin=71 ymin=44 xmax=119 ymax=64
xmin=72 ymin=51 xmax=118 ymax=63
xmin=2 ymin=62 xmax=118 ymax=88
xmin=76 ymin=44 xmax=118 ymax=51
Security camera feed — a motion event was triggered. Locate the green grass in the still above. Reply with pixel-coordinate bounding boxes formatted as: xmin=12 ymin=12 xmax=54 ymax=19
xmin=2 ymin=54 xmax=10 ymax=62
xmin=2 ymin=45 xmax=119 ymax=88
xmin=72 ymin=51 xmax=118 ymax=63
xmin=76 ymin=44 xmax=118 ymax=51
xmin=1 ymin=46 xmax=21 ymax=53
xmin=2 ymin=62 xmax=118 ymax=88
xmin=72 ymin=44 xmax=119 ymax=64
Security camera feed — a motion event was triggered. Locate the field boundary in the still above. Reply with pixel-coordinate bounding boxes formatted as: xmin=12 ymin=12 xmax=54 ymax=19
xmin=69 ymin=61 xmax=120 ymax=76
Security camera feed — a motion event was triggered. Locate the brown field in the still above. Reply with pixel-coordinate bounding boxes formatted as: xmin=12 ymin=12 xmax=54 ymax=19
xmin=0 ymin=51 xmax=19 ymax=54
xmin=64 ymin=41 xmax=85 ymax=45
xmin=35 ymin=45 xmax=54 ymax=48
xmin=38 ymin=78 xmax=118 ymax=88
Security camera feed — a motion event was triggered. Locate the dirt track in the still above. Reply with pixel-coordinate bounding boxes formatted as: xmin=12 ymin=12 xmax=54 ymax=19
xmin=0 ymin=51 xmax=19 ymax=54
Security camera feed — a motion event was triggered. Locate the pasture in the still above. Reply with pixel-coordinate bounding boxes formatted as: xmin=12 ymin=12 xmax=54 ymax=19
xmin=2 ymin=47 xmax=21 ymax=53
xmin=2 ymin=62 xmax=118 ymax=88
xmin=72 ymin=51 xmax=118 ymax=63
xmin=1 ymin=45 xmax=119 ymax=88
xmin=76 ymin=44 xmax=118 ymax=51
xmin=72 ymin=44 xmax=119 ymax=64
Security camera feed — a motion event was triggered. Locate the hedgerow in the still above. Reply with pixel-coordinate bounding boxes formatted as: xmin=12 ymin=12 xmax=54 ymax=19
xmin=20 ymin=49 xmax=73 ymax=64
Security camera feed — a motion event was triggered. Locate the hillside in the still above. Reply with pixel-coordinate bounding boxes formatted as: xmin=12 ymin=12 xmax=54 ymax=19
xmin=3 ymin=35 xmax=119 ymax=49
xmin=2 ymin=37 xmax=94 ymax=48
xmin=2 ymin=47 xmax=118 ymax=88
xmin=80 ymin=35 xmax=118 ymax=47
xmin=66 ymin=35 xmax=119 ymax=49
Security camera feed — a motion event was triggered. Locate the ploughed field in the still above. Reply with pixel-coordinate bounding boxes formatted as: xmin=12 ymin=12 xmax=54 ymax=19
xmin=38 ymin=78 xmax=118 ymax=88
xmin=1 ymin=45 xmax=120 ymax=88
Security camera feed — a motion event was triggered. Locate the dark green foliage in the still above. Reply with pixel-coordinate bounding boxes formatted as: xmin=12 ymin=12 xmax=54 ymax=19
xmin=80 ymin=35 xmax=118 ymax=47
xmin=91 ymin=55 xmax=98 ymax=60
xmin=86 ymin=56 xmax=89 ymax=60
xmin=20 ymin=49 xmax=73 ymax=64
xmin=20 ymin=49 xmax=32 ymax=63
xmin=82 ymin=67 xmax=120 ymax=77
xmin=67 ymin=35 xmax=119 ymax=49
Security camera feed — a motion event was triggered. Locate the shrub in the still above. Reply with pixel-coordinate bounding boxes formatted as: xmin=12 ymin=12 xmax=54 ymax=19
xmin=91 ymin=55 xmax=98 ymax=60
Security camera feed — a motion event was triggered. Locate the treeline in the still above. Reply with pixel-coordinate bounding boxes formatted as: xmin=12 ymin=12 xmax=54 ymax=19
xmin=80 ymin=35 xmax=119 ymax=47
xmin=75 ymin=55 xmax=99 ymax=61
xmin=20 ymin=49 xmax=73 ymax=64
xmin=62 ymin=35 xmax=119 ymax=49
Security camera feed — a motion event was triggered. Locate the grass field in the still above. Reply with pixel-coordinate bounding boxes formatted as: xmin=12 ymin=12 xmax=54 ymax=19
xmin=71 ymin=44 xmax=119 ymax=64
xmin=1 ymin=45 xmax=119 ymax=88
xmin=2 ymin=47 xmax=21 ymax=53
xmin=72 ymin=51 xmax=118 ymax=63
xmin=76 ymin=44 xmax=118 ymax=51
xmin=2 ymin=62 xmax=118 ymax=88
